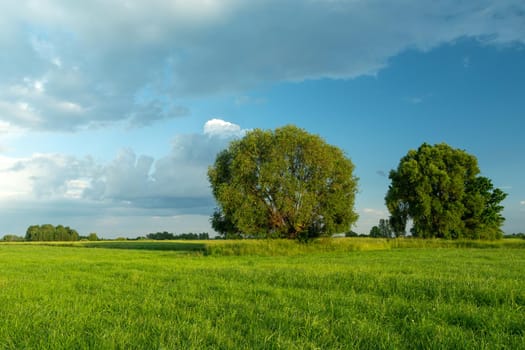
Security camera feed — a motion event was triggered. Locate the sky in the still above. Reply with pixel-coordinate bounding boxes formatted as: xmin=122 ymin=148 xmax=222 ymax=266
xmin=0 ymin=0 xmax=524 ymax=238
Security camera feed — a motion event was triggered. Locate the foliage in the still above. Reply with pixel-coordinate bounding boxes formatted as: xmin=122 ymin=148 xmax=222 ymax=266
xmin=345 ymin=230 xmax=359 ymax=237
xmin=369 ymin=225 xmax=381 ymax=237
xmin=0 ymin=243 xmax=524 ymax=349
xmin=370 ymin=219 xmax=393 ymax=238
xmin=378 ymin=218 xmax=393 ymax=238
xmin=1 ymin=234 xmax=24 ymax=242
xmin=146 ymin=231 xmax=210 ymax=240
xmin=87 ymin=233 xmax=99 ymax=241
xmin=210 ymin=209 xmax=241 ymax=238
xmin=25 ymin=224 xmax=80 ymax=241
xmin=386 ymin=143 xmax=507 ymax=239
xmin=208 ymin=125 xmax=358 ymax=240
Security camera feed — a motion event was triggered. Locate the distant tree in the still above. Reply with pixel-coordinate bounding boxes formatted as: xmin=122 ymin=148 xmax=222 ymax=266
xmin=147 ymin=232 xmax=176 ymax=240
xmin=369 ymin=226 xmax=382 ymax=238
xmin=68 ymin=227 xmax=80 ymax=241
xmin=24 ymin=224 xmax=80 ymax=241
xmin=345 ymin=230 xmax=359 ymax=237
xmin=386 ymin=143 xmax=507 ymax=239
xmin=2 ymin=234 xmax=24 ymax=242
xmin=389 ymin=214 xmax=407 ymax=238
xmin=88 ymin=233 xmax=99 ymax=241
xmin=378 ymin=219 xmax=393 ymax=238
xmin=25 ymin=225 xmax=40 ymax=241
xmin=40 ymin=224 xmax=55 ymax=241
xmin=55 ymin=225 xmax=68 ymax=241
xmin=369 ymin=220 xmax=392 ymax=238
xmin=146 ymin=232 xmax=210 ymax=240
xmin=208 ymin=125 xmax=359 ymax=240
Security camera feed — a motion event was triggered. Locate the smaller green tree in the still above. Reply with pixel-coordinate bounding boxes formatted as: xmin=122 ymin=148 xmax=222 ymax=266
xmin=88 ymin=233 xmax=99 ymax=241
xmin=386 ymin=143 xmax=506 ymax=239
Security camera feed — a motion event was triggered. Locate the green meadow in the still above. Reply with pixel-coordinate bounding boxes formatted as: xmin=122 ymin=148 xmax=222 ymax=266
xmin=0 ymin=239 xmax=524 ymax=349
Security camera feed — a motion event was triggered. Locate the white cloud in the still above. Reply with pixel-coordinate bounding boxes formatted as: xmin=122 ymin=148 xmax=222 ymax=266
xmin=0 ymin=121 xmax=13 ymax=134
xmin=352 ymin=207 xmax=390 ymax=234
xmin=57 ymin=101 xmax=84 ymax=113
xmin=203 ymin=118 xmax=245 ymax=138
xmin=0 ymin=0 xmax=523 ymax=131
xmin=64 ymin=179 xmax=91 ymax=199
xmin=520 ymin=201 xmax=525 ymax=205
xmin=0 ymin=155 xmax=33 ymax=198
xmin=0 ymin=119 xmax=242 ymax=236
xmin=0 ymin=118 xmax=245 ymax=236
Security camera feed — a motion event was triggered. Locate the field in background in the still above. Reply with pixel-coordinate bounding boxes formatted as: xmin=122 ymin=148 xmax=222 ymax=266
xmin=17 ymin=236 xmax=525 ymax=255
xmin=0 ymin=239 xmax=524 ymax=349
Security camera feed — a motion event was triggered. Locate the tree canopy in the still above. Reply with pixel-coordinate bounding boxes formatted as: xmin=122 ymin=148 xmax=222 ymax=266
xmin=208 ymin=125 xmax=358 ymax=240
xmin=25 ymin=224 xmax=80 ymax=241
xmin=146 ymin=231 xmax=210 ymax=240
xmin=385 ymin=143 xmax=506 ymax=239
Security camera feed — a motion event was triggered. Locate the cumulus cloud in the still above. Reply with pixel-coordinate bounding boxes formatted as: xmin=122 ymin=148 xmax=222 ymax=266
xmin=204 ymin=118 xmax=245 ymax=138
xmin=0 ymin=155 xmax=33 ymax=198
xmin=0 ymin=0 xmax=524 ymax=131
xmin=1 ymin=119 xmax=243 ymax=211
xmin=0 ymin=118 xmax=247 ymax=235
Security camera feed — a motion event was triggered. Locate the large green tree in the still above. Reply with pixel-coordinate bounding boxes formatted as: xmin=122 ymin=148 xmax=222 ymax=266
xmin=385 ymin=143 xmax=507 ymax=239
xmin=208 ymin=125 xmax=359 ymax=240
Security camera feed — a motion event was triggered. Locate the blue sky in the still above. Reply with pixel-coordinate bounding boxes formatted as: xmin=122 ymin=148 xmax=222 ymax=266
xmin=0 ymin=1 xmax=524 ymax=238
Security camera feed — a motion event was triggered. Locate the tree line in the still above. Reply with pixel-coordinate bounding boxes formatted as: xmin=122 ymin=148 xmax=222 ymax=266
xmin=145 ymin=232 xmax=210 ymax=240
xmin=25 ymin=224 xmax=80 ymax=241
xmin=209 ymin=125 xmax=508 ymax=240
xmin=1 ymin=230 xmax=210 ymax=242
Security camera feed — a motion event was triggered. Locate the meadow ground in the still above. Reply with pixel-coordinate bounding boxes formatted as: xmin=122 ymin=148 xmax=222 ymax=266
xmin=0 ymin=239 xmax=524 ymax=349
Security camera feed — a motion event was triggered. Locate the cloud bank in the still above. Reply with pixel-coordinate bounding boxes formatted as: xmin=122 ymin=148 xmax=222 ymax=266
xmin=0 ymin=0 xmax=524 ymax=131
xmin=0 ymin=119 xmax=245 ymax=235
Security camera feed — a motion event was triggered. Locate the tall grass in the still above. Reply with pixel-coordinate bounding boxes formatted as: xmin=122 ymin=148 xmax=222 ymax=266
xmin=0 ymin=242 xmax=524 ymax=349
xmin=8 ymin=237 xmax=525 ymax=256
xmin=203 ymin=237 xmax=525 ymax=256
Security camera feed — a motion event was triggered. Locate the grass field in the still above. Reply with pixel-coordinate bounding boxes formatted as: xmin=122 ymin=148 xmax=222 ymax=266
xmin=0 ymin=239 xmax=524 ymax=349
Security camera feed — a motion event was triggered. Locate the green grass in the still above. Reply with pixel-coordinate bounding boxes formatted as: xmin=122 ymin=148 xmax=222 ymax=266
xmin=32 ymin=237 xmax=525 ymax=255
xmin=0 ymin=239 xmax=524 ymax=349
